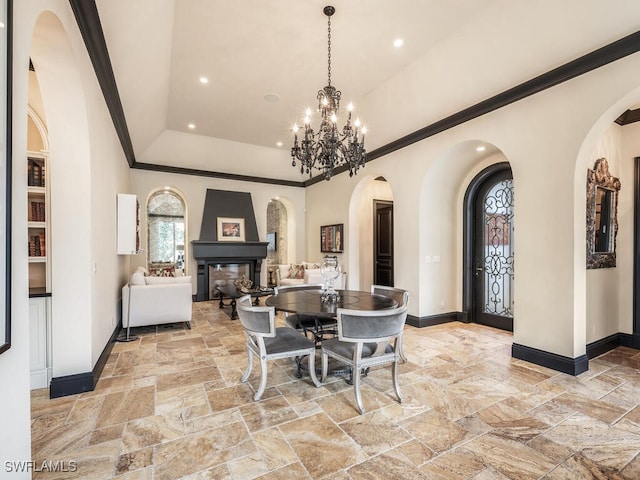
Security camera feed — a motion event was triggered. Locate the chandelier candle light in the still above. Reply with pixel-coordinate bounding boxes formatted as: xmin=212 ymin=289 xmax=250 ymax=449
xmin=291 ymin=6 xmax=367 ymax=181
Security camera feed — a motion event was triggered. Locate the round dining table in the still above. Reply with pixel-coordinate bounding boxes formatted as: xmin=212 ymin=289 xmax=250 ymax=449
xmin=266 ymin=289 xmax=399 ymax=377
xmin=265 ymin=289 xmax=398 ymax=316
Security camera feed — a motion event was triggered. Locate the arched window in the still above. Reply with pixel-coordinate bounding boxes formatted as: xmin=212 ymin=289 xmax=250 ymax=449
xmin=147 ymin=189 xmax=186 ymax=273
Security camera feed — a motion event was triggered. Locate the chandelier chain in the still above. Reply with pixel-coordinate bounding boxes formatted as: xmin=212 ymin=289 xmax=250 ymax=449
xmin=327 ymin=16 xmax=331 ymax=86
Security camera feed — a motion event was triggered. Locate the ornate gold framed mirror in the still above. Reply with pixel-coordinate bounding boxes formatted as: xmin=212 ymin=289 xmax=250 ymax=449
xmin=586 ymin=158 xmax=621 ymax=269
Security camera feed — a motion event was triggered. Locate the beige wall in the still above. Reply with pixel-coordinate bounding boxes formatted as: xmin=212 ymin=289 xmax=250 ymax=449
xmin=5 ymin=0 xmax=130 ymax=466
xmin=305 ymin=55 xmax=640 ymax=360
xmin=586 ymin=123 xmax=623 ymax=344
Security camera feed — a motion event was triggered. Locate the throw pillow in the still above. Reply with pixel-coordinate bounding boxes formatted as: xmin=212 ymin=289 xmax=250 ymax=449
xmin=135 ymin=266 xmax=149 ymax=276
xmin=289 ymin=263 xmax=305 ymax=279
xmin=303 ymin=262 xmax=321 ymax=269
xmin=130 ymin=271 xmax=146 ymax=285
xmin=149 ymin=266 xmax=175 ymax=277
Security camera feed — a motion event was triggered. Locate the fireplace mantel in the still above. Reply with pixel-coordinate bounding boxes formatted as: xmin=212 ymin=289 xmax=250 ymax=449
xmin=192 ymin=241 xmax=268 ymax=260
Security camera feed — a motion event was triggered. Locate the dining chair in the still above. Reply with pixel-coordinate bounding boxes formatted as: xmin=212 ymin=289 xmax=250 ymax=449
xmin=274 ymin=284 xmax=337 ymax=344
xmin=371 ymin=285 xmax=409 ymax=362
xmin=320 ymin=304 xmax=408 ymax=415
xmin=237 ymin=295 xmax=321 ymax=401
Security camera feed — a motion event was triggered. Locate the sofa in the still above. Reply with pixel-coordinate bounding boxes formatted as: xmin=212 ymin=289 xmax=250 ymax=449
xmin=122 ymin=267 xmax=193 ymax=328
xmin=275 ymin=262 xmax=347 ymax=289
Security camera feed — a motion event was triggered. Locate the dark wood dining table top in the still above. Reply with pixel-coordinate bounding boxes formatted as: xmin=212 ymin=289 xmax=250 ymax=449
xmin=265 ymin=289 xmax=398 ymax=316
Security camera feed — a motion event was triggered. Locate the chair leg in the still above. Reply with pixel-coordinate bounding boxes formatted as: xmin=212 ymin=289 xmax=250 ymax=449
xmin=254 ymin=357 xmax=268 ymax=401
xmin=398 ymin=342 xmax=408 ymax=363
xmin=240 ymin=347 xmax=253 ymax=383
xmin=392 ymin=359 xmax=403 ymax=404
xmin=353 ymin=365 xmax=365 ymax=415
xmin=294 ymin=356 xmax=303 ymax=378
xmin=308 ymin=351 xmax=322 ymax=388
xmin=321 ymin=350 xmax=328 ymax=382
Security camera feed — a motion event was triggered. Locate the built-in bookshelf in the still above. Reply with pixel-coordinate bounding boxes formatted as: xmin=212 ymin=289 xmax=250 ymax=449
xmin=27 ymin=153 xmax=50 ymax=294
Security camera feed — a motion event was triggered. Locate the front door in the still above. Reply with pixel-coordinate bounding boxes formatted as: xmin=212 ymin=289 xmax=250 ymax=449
xmin=374 ymin=200 xmax=394 ymax=286
xmin=472 ymin=169 xmax=514 ymax=331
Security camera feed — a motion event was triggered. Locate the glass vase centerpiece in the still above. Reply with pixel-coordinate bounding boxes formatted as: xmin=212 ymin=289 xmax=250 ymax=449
xmin=320 ymin=255 xmax=341 ymax=302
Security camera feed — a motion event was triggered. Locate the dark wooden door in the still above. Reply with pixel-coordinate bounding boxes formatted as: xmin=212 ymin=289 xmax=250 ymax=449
xmin=374 ymin=200 xmax=394 ymax=286
xmin=472 ymin=170 xmax=514 ymax=331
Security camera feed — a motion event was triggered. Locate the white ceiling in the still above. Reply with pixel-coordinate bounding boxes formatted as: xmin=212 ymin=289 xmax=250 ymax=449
xmin=96 ymin=0 xmax=496 ymax=156
xmin=94 ymin=1 xmax=640 ymax=168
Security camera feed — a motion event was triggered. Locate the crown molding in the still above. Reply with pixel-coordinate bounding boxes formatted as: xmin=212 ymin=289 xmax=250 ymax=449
xmin=70 ymin=2 xmax=640 ymax=187
xmin=615 ymin=108 xmax=640 ymax=125
xmin=69 ymin=0 xmax=135 ymax=167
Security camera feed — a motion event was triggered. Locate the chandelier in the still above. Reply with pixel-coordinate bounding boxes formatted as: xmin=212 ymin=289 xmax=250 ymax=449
xmin=291 ymin=5 xmax=366 ymax=181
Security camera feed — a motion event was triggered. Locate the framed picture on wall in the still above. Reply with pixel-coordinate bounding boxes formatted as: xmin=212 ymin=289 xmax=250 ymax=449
xmin=266 ymin=231 xmax=277 ymax=252
xmin=320 ymin=224 xmax=343 ymax=253
xmin=217 ymin=217 xmax=245 ymax=242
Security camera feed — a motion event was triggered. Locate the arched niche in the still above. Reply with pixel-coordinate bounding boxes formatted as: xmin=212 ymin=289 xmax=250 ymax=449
xmin=266 ymin=199 xmax=287 ymax=265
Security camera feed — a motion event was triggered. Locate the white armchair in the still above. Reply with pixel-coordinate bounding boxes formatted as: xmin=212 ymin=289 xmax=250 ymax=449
xmin=122 ymin=274 xmax=193 ymax=328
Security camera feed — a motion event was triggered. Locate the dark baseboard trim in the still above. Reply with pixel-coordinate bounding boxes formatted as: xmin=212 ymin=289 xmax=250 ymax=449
xmin=619 ymin=332 xmax=640 ymax=349
xmin=49 ymin=321 xmax=121 ymax=398
xmin=586 ymin=332 xmax=640 ymax=359
xmin=586 ymin=333 xmax=621 ymax=359
xmin=512 ymin=343 xmax=589 ymax=376
xmin=92 ymin=320 xmax=122 ymax=387
xmin=50 ymin=372 xmax=94 ymax=399
xmin=406 ymin=311 xmax=461 ymax=328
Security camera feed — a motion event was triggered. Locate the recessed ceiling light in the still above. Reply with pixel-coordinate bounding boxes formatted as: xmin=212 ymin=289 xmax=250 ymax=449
xmin=476 ymin=145 xmax=486 ymax=152
xmin=264 ymin=93 xmax=280 ymax=103
xmin=276 ymin=141 xmax=283 ymax=147
xmin=393 ymin=38 xmax=404 ymax=48
xmin=199 ymin=76 xmax=209 ymax=84
xmin=188 ymin=123 xmax=196 ymax=129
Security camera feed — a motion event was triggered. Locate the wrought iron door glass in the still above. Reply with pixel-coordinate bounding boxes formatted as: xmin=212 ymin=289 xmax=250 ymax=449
xmin=481 ymin=179 xmax=514 ymax=317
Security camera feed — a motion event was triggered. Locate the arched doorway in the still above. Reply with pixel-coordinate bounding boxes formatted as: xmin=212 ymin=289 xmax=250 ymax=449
xmin=463 ymin=162 xmax=514 ymax=331
xmin=348 ymin=175 xmax=394 ymax=291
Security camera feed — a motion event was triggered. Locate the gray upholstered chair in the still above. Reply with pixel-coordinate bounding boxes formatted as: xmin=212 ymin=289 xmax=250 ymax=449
xmin=237 ymin=295 xmax=321 ymax=401
xmin=274 ymin=284 xmax=337 ymax=344
xmin=321 ymin=305 xmax=408 ymax=415
xmin=371 ymin=285 xmax=409 ymax=362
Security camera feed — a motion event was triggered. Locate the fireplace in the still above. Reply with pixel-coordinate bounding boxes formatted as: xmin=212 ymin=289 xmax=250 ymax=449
xmin=192 ymin=241 xmax=267 ymax=302
xmin=208 ymin=263 xmax=250 ymax=299
xmin=192 ymin=189 xmax=268 ymax=302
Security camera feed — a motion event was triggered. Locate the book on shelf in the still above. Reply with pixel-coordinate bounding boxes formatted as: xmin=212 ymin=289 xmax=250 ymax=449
xmin=30 ymin=201 xmax=45 ymax=222
xmin=27 ymin=159 xmax=45 ymax=187
xmin=28 ymin=231 xmax=46 ymax=257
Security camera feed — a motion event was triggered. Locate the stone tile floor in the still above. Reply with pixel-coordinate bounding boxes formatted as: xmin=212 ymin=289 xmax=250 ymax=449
xmin=30 ymin=300 xmax=640 ymax=479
